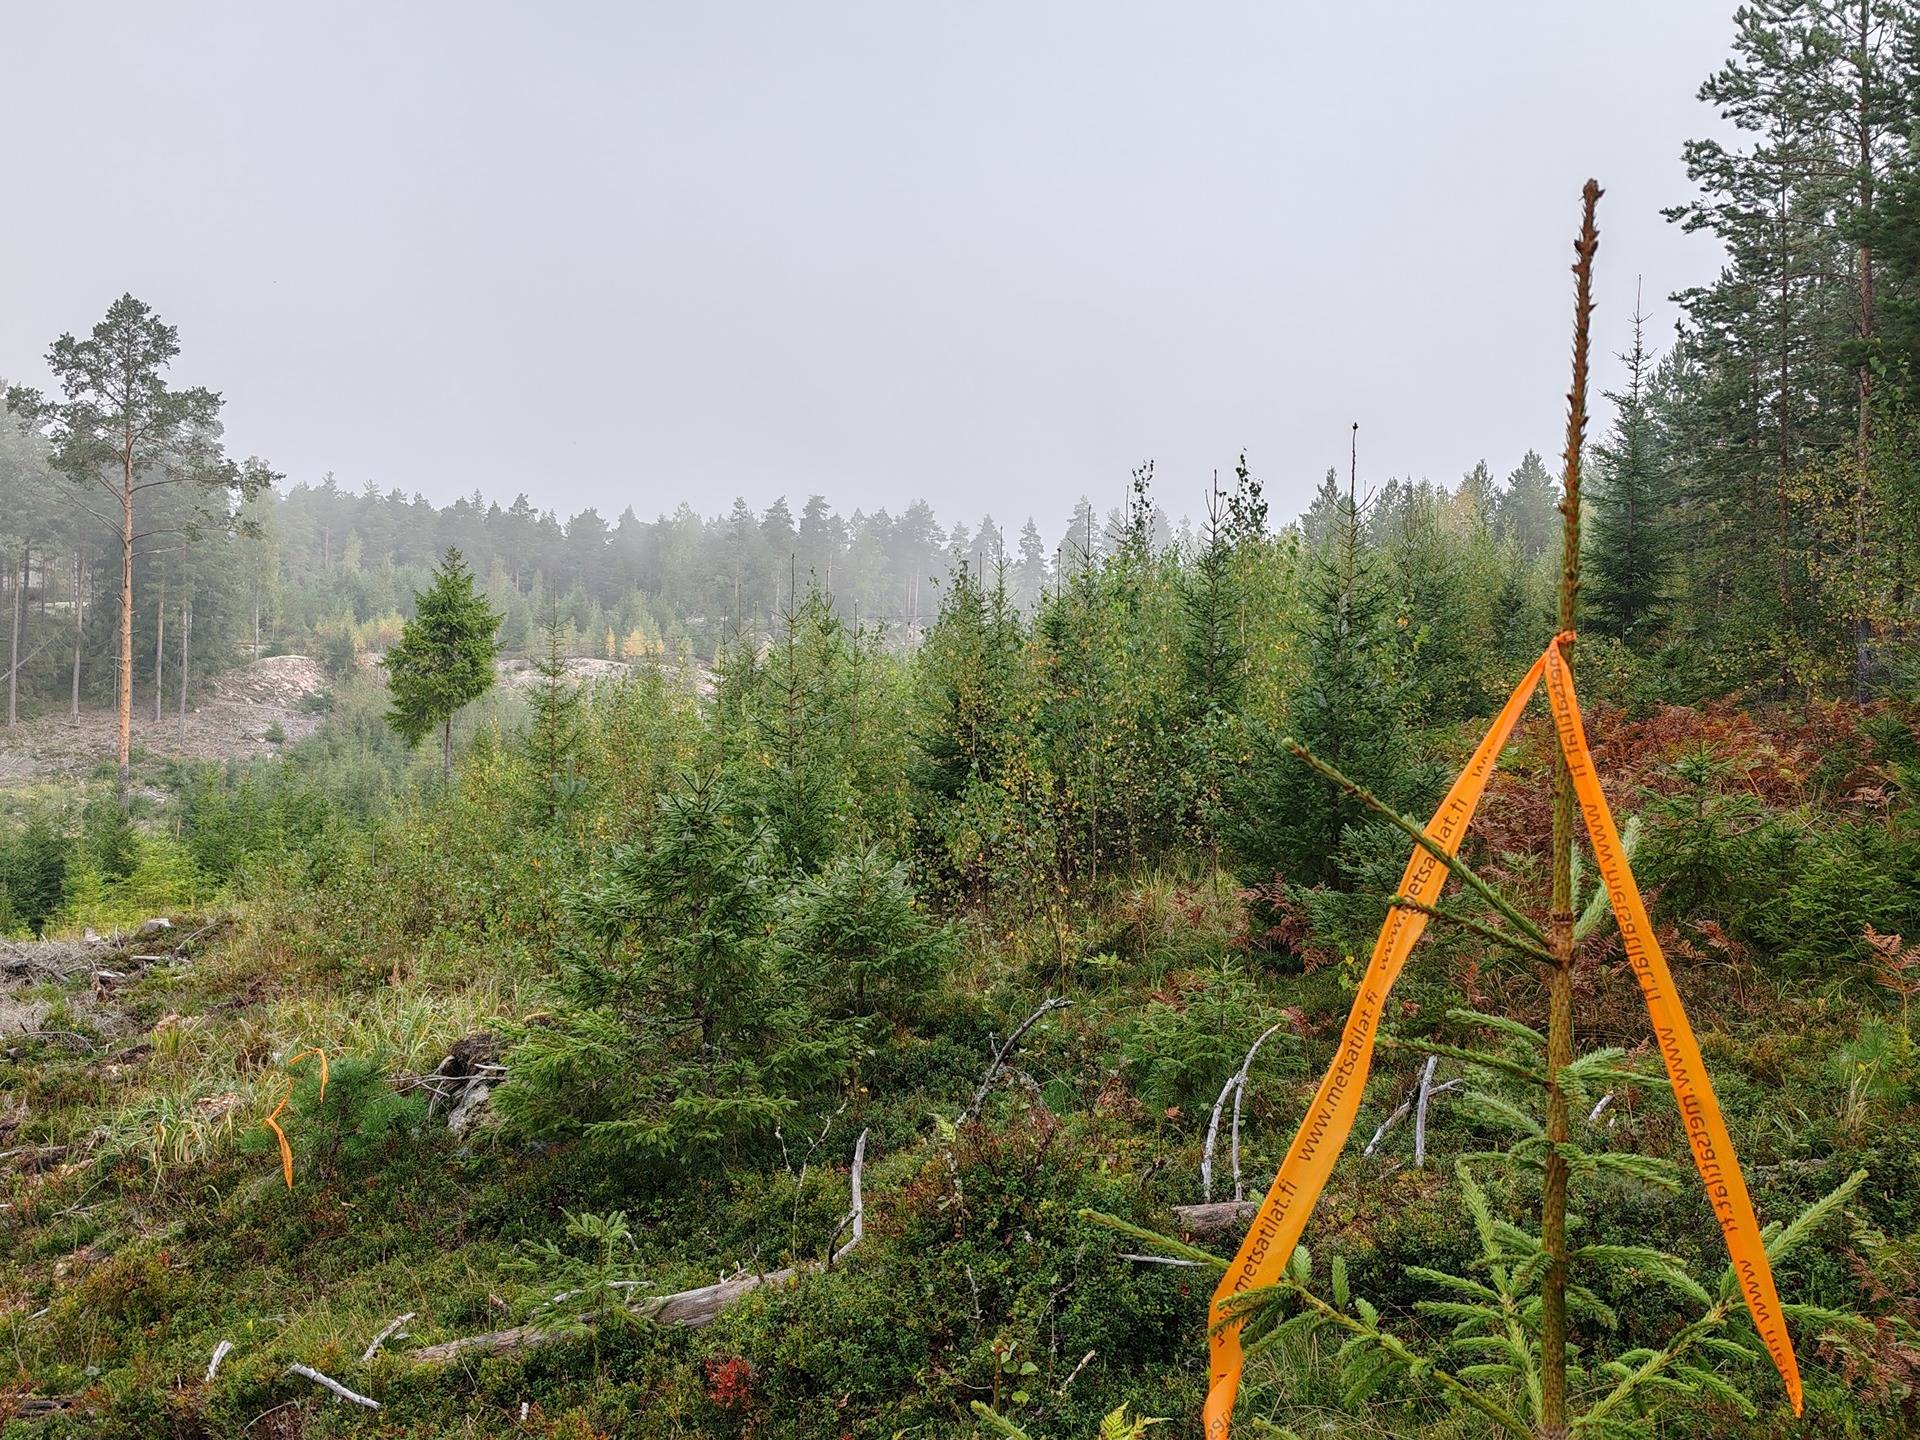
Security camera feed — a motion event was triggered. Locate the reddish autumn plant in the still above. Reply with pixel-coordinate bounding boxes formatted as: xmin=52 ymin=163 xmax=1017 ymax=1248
xmin=704 ymin=1353 xmax=755 ymax=1411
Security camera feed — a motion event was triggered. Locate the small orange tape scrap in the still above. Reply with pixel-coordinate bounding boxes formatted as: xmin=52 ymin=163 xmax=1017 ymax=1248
xmin=1201 ymin=637 xmax=1801 ymax=1437
xmin=261 ymin=1048 xmax=329 ymax=1191
xmin=263 ymin=1082 xmax=294 ymax=1190
xmin=289 ymin=1047 xmax=329 ymax=1100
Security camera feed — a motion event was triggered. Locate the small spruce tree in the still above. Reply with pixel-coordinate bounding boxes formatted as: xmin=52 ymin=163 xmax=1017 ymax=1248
xmin=1235 ymin=443 xmax=1406 ymax=889
xmin=500 ymin=773 xmax=853 ymax=1164
xmin=520 ymin=618 xmax=585 ymax=825
xmin=1588 ymin=289 xmax=1671 ymax=643
xmin=383 ymin=548 xmax=503 ymax=777
xmin=1179 ymin=474 xmax=1247 ymax=864
xmin=722 ymin=585 xmax=857 ymax=872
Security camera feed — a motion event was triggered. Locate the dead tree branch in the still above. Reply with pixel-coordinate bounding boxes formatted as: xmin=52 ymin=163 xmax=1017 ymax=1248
xmin=1201 ymin=1021 xmax=1284 ymax=1202
xmin=962 ymin=996 xmax=1070 ymax=1124
xmin=361 ymin=1313 xmax=415 ymax=1363
xmin=411 ymin=1131 xmax=873 ymax=1366
xmin=285 ymin=1363 xmax=379 ymax=1409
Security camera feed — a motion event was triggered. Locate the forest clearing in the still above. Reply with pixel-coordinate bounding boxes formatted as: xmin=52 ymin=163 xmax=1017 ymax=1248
xmin=4 ymin=4 xmax=1920 ymax=1438
xmin=0 ymin=657 xmax=331 ymax=786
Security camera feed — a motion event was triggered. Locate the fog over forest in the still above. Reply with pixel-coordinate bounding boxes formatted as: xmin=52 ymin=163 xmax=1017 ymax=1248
xmin=2 ymin=3 xmax=1736 ymax=526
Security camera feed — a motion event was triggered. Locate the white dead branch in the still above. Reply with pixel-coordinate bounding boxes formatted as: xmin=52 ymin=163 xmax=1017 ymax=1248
xmin=963 ymin=997 xmax=1071 ymax=1123
xmin=361 ymin=1312 xmax=416 ymax=1362
xmin=286 ymin=1362 xmax=379 ymax=1409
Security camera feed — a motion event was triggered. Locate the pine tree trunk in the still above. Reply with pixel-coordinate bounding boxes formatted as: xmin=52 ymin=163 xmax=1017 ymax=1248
xmin=154 ymin=575 xmax=166 ymax=725
xmin=117 ymin=451 xmax=134 ymax=804
xmin=1852 ymin=0 xmax=1875 ymax=701
xmin=1541 ymin=180 xmax=1599 ymax=1440
xmin=71 ymin=551 xmax=82 ymax=721
xmin=1775 ymin=184 xmax=1794 ymax=693
xmin=177 ymin=599 xmax=191 ymax=744
xmin=442 ymin=715 xmax=452 ymax=778
xmin=7 ymin=542 xmax=22 ymax=729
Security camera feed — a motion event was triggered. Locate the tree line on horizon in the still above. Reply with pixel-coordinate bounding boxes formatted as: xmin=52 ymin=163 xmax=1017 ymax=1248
xmin=0 ymin=387 xmax=1594 ymax=709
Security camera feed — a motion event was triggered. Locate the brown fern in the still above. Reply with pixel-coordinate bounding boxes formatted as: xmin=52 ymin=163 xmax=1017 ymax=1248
xmin=1864 ymin=925 xmax=1920 ymax=1016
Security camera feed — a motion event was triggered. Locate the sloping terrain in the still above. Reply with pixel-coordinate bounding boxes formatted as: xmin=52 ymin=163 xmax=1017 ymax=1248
xmin=0 ymin=657 xmax=332 ymax=788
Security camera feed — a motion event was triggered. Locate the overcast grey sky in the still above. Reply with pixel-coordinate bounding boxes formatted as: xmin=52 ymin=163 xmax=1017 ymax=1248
xmin=0 ymin=2 xmax=1734 ymax=533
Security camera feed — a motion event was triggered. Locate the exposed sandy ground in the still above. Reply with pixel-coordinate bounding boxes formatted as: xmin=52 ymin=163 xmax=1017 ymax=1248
xmin=0 ymin=655 xmax=330 ymax=788
xmin=0 ymin=652 xmax=715 ymax=790
xmin=494 ymin=655 xmax=637 ymax=687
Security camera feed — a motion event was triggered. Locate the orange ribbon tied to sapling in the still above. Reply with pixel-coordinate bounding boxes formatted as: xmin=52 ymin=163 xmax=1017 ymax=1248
xmin=262 ymin=1047 xmax=330 ymax=1190
xmin=1200 ymin=633 xmax=1803 ymax=1437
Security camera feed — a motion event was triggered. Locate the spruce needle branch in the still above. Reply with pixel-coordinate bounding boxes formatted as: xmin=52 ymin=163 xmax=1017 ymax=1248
xmin=1282 ymin=738 xmax=1549 ymax=948
xmin=1388 ymin=893 xmax=1557 ymax=966
xmin=1233 ymin=1281 xmax=1535 ymax=1440
xmin=1376 ymin=1034 xmax=1548 ymax=1088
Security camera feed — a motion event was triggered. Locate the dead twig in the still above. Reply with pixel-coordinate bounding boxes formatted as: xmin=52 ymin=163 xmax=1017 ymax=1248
xmin=1060 ymin=1349 xmax=1097 ymax=1391
xmin=1413 ymin=1054 xmax=1439 ymax=1167
xmin=1201 ymin=1022 xmax=1287 ymax=1202
xmin=361 ymin=1312 xmax=415 ymax=1362
xmin=285 ymin=1362 xmax=379 ymax=1409
xmin=1364 ymin=1096 xmax=1414 ymax=1157
xmin=963 ymin=996 xmax=1070 ymax=1124
xmin=1201 ymin=1068 xmax=1240 ymax=1204
xmin=829 ymin=1128 xmax=869 ymax=1266
xmin=244 ymin=1400 xmax=298 ymax=1432
xmin=1363 ymin=1059 xmax=1460 ymax=1160
xmin=1230 ymin=1023 xmax=1286 ymax=1200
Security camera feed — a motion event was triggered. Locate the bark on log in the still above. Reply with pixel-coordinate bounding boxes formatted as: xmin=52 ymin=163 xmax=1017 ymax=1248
xmin=4 ymin=1395 xmax=80 ymax=1417
xmin=1171 ymin=1196 xmax=1263 ymax=1238
xmin=408 ymin=1266 xmax=804 ymax=1363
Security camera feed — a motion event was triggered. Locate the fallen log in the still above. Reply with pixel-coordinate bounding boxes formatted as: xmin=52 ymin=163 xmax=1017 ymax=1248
xmin=409 ymin=1266 xmax=806 ymax=1363
xmin=1170 ymin=1195 xmax=1263 ymax=1239
xmin=410 ymin=1128 xmax=869 ymax=1366
xmin=1 ymin=1393 xmax=81 ymax=1418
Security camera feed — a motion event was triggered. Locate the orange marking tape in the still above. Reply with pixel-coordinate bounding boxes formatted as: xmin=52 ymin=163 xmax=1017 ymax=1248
xmin=262 ymin=1048 xmax=330 ymax=1191
xmin=1542 ymin=638 xmax=1799 ymax=1414
xmin=263 ymin=1082 xmax=295 ymax=1190
xmin=1203 ymin=639 xmax=1800 ymax=1436
xmin=289 ymin=1046 xmax=330 ymax=1100
xmin=1203 ymin=653 xmax=1547 ymax=1440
